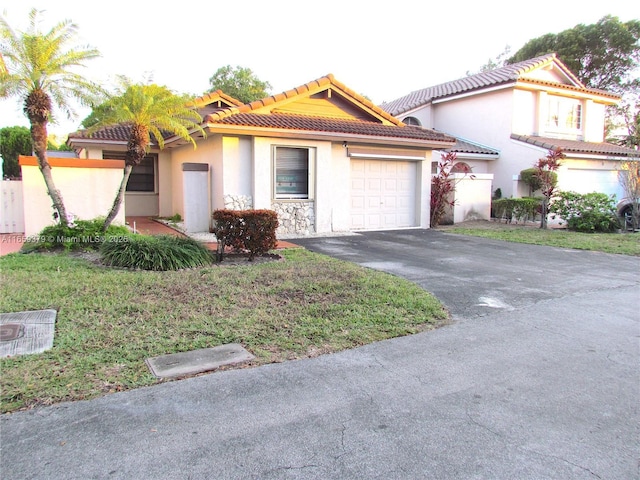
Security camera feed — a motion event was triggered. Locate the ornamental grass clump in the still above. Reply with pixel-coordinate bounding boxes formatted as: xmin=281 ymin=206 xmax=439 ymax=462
xmin=21 ymin=218 xmax=131 ymax=252
xmin=100 ymin=234 xmax=213 ymax=270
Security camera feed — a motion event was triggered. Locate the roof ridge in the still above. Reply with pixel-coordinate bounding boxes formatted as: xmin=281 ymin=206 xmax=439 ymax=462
xmin=381 ymin=53 xmax=594 ymax=116
xmin=205 ymin=74 xmax=404 ymax=126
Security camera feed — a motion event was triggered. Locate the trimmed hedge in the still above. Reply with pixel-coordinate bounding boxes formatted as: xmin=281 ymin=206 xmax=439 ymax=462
xmin=212 ymin=209 xmax=279 ymax=261
xmin=492 ymin=197 xmax=541 ymax=223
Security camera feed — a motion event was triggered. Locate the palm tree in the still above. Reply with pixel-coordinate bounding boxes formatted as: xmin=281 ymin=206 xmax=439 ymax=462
xmin=0 ymin=9 xmax=103 ymax=225
xmin=85 ymin=79 xmax=205 ymax=230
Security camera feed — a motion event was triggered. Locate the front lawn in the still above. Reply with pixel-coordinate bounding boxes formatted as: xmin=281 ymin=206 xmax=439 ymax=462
xmin=438 ymin=221 xmax=640 ymax=256
xmin=0 ymin=249 xmax=448 ymax=413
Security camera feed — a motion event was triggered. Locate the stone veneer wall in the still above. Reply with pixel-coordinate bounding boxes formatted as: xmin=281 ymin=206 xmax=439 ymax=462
xmin=223 ymin=194 xmax=253 ymax=210
xmin=272 ymin=201 xmax=315 ymax=235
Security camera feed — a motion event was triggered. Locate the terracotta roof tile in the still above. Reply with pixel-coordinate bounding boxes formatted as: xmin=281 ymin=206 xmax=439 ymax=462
xmin=207 ymin=74 xmax=404 ymax=127
xmin=511 ymin=134 xmax=640 ymax=158
xmin=68 ymin=75 xmax=452 ymax=147
xmin=69 ymin=123 xmax=146 ymax=143
xmin=381 ymin=54 xmax=617 ymax=116
xmin=448 ymin=138 xmax=499 ymax=155
xmin=212 ymin=113 xmax=455 ymax=143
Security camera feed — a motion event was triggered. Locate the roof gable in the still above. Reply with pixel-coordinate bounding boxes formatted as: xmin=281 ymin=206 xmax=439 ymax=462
xmin=381 ymin=54 xmax=618 ymax=116
xmin=206 ymin=74 xmax=403 ymax=126
xmin=189 ymin=90 xmax=244 ymax=118
xmin=67 ymin=75 xmax=457 ymax=149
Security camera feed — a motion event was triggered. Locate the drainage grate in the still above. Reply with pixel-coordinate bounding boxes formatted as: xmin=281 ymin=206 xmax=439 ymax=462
xmin=0 ymin=323 xmax=25 ymax=342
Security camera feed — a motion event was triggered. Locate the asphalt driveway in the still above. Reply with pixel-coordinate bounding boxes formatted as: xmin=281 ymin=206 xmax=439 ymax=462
xmin=2 ymin=230 xmax=639 ymax=479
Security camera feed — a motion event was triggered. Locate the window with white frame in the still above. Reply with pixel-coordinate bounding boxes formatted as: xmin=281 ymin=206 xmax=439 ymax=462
xmin=545 ymin=96 xmax=582 ymax=133
xmin=274 ymin=147 xmax=309 ymax=199
xmin=403 ymin=116 xmax=422 ymax=126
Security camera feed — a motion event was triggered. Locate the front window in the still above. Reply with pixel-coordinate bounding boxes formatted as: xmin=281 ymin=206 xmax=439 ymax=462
xmin=103 ymin=151 xmax=157 ymax=192
xmin=127 ymin=157 xmax=156 ymax=192
xmin=545 ymin=96 xmax=582 ymax=134
xmin=275 ymin=147 xmax=309 ymax=199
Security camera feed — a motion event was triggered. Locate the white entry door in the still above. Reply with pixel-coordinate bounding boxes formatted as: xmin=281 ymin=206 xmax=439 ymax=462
xmin=350 ymin=159 xmax=417 ymax=230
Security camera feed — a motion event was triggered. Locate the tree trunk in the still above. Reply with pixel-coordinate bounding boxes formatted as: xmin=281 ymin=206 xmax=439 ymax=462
xmin=31 ymin=121 xmax=68 ymax=225
xmin=102 ymin=164 xmax=133 ymax=231
xmin=540 ymin=198 xmax=548 ymax=229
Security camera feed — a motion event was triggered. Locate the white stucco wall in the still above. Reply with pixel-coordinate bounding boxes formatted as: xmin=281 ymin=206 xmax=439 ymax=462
xmin=451 ymin=173 xmax=493 ymax=223
xmin=20 ymin=158 xmax=125 ymax=236
xmin=433 ymin=89 xmax=514 ymax=146
xmin=168 ymin=137 xmax=219 ymax=218
xmin=157 ymin=151 xmax=173 ymax=217
xmin=583 ymin=100 xmax=606 ymax=143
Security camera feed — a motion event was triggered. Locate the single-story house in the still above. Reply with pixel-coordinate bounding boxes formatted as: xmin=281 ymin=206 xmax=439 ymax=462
xmin=67 ymin=75 xmax=456 ymax=235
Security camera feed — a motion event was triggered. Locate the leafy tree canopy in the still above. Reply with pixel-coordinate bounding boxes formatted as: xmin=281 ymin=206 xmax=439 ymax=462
xmin=207 ymin=65 xmax=271 ymax=104
xmin=507 ymin=15 xmax=640 ymax=93
xmin=0 ymin=125 xmax=31 ymax=178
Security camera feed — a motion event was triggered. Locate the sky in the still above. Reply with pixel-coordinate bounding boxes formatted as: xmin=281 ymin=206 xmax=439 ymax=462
xmin=1 ymin=0 xmax=638 ymax=138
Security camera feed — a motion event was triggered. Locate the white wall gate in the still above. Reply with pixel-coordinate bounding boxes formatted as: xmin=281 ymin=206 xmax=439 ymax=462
xmin=1 ymin=180 xmax=24 ymax=233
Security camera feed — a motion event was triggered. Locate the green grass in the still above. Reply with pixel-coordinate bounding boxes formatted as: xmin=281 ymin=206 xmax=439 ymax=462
xmin=439 ymin=221 xmax=640 ymax=256
xmin=0 ymin=249 xmax=447 ymax=413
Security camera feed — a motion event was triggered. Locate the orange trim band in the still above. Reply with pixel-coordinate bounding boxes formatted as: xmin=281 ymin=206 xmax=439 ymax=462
xmin=19 ymin=156 xmax=125 ymax=169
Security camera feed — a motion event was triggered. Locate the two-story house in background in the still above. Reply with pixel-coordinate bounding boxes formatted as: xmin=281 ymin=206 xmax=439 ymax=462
xmin=382 ymin=53 xmax=639 ymax=222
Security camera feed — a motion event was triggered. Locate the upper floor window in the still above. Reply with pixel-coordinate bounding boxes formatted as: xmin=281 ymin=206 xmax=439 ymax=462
xmin=274 ymin=147 xmax=309 ymax=199
xmin=545 ymin=96 xmax=582 ymax=133
xmin=403 ymin=116 xmax=422 ymax=126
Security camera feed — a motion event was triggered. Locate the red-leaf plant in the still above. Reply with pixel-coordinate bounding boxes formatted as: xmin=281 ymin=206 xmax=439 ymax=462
xmin=430 ymin=152 xmax=474 ymax=227
xmin=534 ymin=147 xmax=564 ymax=229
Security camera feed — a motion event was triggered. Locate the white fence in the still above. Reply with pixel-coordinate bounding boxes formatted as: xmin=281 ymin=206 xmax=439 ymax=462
xmin=0 ymin=180 xmax=24 ymax=233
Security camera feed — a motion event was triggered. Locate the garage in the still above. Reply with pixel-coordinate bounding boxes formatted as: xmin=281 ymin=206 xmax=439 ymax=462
xmin=562 ymin=168 xmax=624 ymax=200
xmin=350 ymin=159 xmax=417 ymax=230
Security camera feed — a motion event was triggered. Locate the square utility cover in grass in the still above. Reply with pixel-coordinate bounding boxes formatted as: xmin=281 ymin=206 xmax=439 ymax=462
xmin=146 ymin=344 xmax=255 ymax=378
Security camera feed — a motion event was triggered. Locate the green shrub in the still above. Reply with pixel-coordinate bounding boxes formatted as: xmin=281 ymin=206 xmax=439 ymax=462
xmin=492 ymin=197 xmax=541 ymax=223
xmin=21 ymin=218 xmax=131 ymax=252
xmin=550 ymin=191 xmax=620 ymax=233
xmin=100 ymin=234 xmax=213 ymax=271
xmin=520 ymin=168 xmax=558 ymax=194
xmin=212 ymin=209 xmax=279 ymax=261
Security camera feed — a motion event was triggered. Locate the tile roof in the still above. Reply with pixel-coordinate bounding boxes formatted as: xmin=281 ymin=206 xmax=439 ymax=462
xmin=69 ymin=123 xmax=141 ymax=143
xmin=381 ymin=54 xmax=617 ymax=116
xmin=211 ymin=112 xmax=456 ymax=142
xmin=205 ymin=74 xmax=404 ymax=127
xmin=447 ymin=138 xmax=499 ymax=156
xmin=511 ymin=134 xmax=640 ymax=158
xmin=68 ymin=74 xmax=456 ymax=147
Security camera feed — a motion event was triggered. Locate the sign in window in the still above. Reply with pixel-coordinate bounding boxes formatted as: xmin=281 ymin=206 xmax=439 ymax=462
xmin=275 ymin=147 xmax=309 ymax=198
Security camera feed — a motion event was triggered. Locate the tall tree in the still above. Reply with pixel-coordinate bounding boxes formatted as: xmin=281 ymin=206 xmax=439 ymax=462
xmin=507 ymin=16 xmax=640 ymax=93
xmin=0 ymin=8 xmax=103 ymax=224
xmin=607 ymin=83 xmax=640 ymax=149
xmin=207 ymin=65 xmax=271 ymax=104
xmin=0 ymin=125 xmax=32 ymax=178
xmin=84 ymin=79 xmax=205 ymax=230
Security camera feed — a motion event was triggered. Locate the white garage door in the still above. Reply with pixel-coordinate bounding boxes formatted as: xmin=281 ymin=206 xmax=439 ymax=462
xmin=562 ymin=169 xmax=624 ymax=201
xmin=351 ymin=159 xmax=417 ymax=230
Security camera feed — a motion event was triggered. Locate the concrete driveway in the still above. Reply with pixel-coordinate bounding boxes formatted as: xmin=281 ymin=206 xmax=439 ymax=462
xmin=2 ymin=230 xmax=639 ymax=479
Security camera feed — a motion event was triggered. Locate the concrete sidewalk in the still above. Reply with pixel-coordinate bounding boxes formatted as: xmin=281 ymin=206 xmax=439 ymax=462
xmin=1 ymin=231 xmax=638 ymax=479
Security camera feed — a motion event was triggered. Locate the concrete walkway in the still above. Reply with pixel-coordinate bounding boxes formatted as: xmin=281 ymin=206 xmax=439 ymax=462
xmin=1 ymin=230 xmax=638 ymax=479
